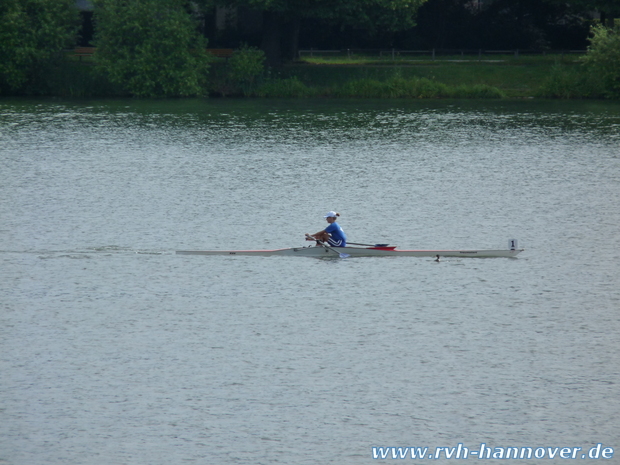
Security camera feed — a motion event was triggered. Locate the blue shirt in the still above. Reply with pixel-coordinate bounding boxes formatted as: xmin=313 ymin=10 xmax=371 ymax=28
xmin=325 ymin=222 xmax=347 ymax=247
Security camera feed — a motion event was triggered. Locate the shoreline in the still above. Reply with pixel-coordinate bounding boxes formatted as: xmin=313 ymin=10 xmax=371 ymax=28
xmin=1 ymin=55 xmax=615 ymax=100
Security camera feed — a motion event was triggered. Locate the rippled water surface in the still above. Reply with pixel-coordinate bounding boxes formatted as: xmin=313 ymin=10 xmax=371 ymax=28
xmin=2 ymin=98 xmax=620 ymax=465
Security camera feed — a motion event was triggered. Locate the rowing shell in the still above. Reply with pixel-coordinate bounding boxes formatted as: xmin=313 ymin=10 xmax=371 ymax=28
xmin=176 ymin=245 xmax=524 ymax=258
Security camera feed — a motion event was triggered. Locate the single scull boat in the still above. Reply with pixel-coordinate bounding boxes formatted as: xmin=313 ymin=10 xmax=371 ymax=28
xmin=176 ymin=244 xmax=524 ymax=258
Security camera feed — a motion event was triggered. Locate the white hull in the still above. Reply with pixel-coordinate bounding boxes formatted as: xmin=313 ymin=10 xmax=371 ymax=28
xmin=176 ymin=246 xmax=524 ymax=258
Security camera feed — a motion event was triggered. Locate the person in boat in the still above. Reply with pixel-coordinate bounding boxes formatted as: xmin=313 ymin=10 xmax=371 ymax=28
xmin=306 ymin=211 xmax=347 ymax=247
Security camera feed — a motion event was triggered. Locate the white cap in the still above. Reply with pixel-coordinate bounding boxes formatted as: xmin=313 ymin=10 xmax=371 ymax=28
xmin=324 ymin=211 xmax=339 ymax=218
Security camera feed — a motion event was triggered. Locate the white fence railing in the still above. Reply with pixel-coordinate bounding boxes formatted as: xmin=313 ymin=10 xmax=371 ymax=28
xmin=298 ymin=48 xmax=587 ymax=60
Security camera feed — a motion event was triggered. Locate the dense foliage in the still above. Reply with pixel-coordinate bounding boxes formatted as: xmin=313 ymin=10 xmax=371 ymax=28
xmin=581 ymin=25 xmax=620 ymax=97
xmin=534 ymin=25 xmax=619 ymax=99
xmin=299 ymin=0 xmax=594 ymax=51
xmin=555 ymin=0 xmax=620 ymax=27
xmin=208 ymin=45 xmax=266 ymax=96
xmin=536 ymin=62 xmax=606 ymax=99
xmin=251 ymin=73 xmax=505 ymax=98
xmin=93 ymin=0 xmax=210 ymax=97
xmin=227 ymin=45 xmax=266 ymax=93
xmin=0 ymin=0 xmax=79 ymax=94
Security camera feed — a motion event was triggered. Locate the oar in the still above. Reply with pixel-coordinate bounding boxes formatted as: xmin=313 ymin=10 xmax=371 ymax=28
xmin=322 ymin=242 xmax=351 ymax=258
xmin=305 ymin=234 xmax=350 ymax=258
xmin=305 ymin=234 xmax=388 ymax=248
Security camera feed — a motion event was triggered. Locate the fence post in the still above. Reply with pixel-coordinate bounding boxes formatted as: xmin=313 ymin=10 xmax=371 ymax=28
xmin=392 ymin=48 xmax=395 ymax=60
xmin=478 ymin=49 xmax=482 ymax=61
xmin=347 ymin=49 xmax=351 ymax=59
xmin=515 ymin=49 xmax=519 ymax=58
xmin=432 ymin=48 xmax=435 ymax=60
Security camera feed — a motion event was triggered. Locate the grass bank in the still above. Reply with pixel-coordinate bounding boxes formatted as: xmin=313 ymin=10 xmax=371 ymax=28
xmin=255 ymin=73 xmax=506 ymax=99
xmin=267 ymin=54 xmax=600 ymax=99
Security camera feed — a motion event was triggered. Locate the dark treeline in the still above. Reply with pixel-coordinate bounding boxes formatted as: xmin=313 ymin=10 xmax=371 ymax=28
xmin=295 ymin=0 xmax=589 ymax=51
xmin=197 ymin=0 xmax=618 ymax=59
xmin=74 ymin=0 xmax=612 ymax=61
xmin=2 ymin=0 xmax=619 ymax=98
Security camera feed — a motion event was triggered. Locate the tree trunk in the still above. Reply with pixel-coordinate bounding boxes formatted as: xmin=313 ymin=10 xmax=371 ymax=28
xmin=599 ymin=11 xmax=614 ymax=28
xmin=281 ymin=17 xmax=300 ymax=63
xmin=261 ymin=10 xmax=282 ymax=67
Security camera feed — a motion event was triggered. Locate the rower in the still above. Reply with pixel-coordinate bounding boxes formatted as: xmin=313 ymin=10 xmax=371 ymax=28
xmin=434 ymin=255 xmax=441 ymax=262
xmin=306 ymin=211 xmax=347 ymax=247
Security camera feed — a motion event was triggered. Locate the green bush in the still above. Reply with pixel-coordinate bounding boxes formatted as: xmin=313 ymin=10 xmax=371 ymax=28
xmin=207 ymin=46 xmax=267 ymax=97
xmin=403 ymin=77 xmax=448 ymax=98
xmin=93 ymin=0 xmax=210 ymax=97
xmin=328 ymin=75 xmax=503 ymax=99
xmin=450 ymin=84 xmax=505 ymax=99
xmin=45 ymin=61 xmax=125 ymax=98
xmin=332 ymin=78 xmax=388 ymax=98
xmin=536 ymin=62 xmax=606 ymax=99
xmin=0 ymin=0 xmax=79 ymax=94
xmin=255 ymin=77 xmax=317 ymax=98
xmin=227 ymin=46 xmax=266 ymax=96
xmin=581 ymin=25 xmax=620 ymax=98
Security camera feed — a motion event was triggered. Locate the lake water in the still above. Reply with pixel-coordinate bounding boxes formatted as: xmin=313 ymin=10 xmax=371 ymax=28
xmin=1 ymin=98 xmax=619 ymax=465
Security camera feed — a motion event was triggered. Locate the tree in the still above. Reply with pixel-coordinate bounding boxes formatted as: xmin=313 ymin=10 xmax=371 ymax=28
xmin=545 ymin=0 xmax=620 ymax=27
xmin=477 ymin=0 xmax=580 ymax=50
xmin=0 ymin=0 xmax=79 ymax=94
xmin=581 ymin=24 xmax=620 ymax=97
xmin=93 ymin=0 xmax=211 ymax=97
xmin=398 ymin=0 xmax=592 ymax=50
xmin=402 ymin=0 xmax=479 ymax=49
xmin=199 ymin=0 xmax=428 ymax=65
